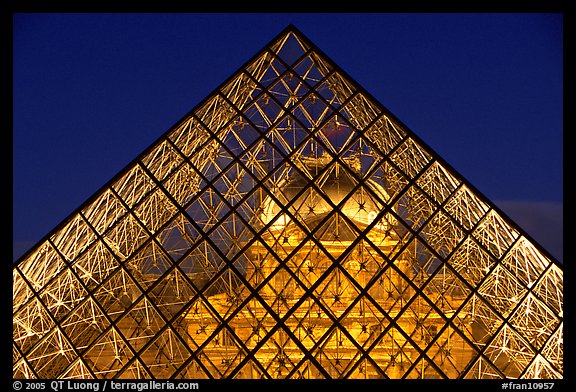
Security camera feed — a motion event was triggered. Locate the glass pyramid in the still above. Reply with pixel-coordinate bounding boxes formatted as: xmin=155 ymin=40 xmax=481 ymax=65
xmin=13 ymin=25 xmax=563 ymax=379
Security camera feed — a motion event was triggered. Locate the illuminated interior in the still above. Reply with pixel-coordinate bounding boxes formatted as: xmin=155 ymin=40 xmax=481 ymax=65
xmin=13 ymin=25 xmax=563 ymax=379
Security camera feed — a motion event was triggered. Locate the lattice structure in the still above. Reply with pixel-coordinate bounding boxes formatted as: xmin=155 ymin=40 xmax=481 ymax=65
xmin=13 ymin=25 xmax=563 ymax=379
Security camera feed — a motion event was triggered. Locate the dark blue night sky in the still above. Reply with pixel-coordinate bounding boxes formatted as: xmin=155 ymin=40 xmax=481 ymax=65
xmin=13 ymin=13 xmax=563 ymax=262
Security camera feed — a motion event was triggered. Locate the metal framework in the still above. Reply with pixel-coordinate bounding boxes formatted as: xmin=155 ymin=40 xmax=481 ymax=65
xmin=13 ymin=25 xmax=563 ymax=379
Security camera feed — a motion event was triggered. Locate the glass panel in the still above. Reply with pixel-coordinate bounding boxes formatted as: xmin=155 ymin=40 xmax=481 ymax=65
xmin=50 ymin=214 xmax=97 ymax=262
xmin=141 ymin=139 xmax=184 ymax=182
xmin=389 ymin=137 xmax=431 ymax=179
xmin=112 ymin=164 xmax=156 ymax=209
xmin=473 ymin=209 xmax=519 ymax=259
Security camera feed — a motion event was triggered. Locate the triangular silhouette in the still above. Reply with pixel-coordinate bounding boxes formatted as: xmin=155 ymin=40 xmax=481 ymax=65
xmin=13 ymin=25 xmax=562 ymax=379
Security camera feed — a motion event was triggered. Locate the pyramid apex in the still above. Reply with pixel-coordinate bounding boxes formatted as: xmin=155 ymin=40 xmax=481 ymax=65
xmin=274 ymin=23 xmax=307 ymax=40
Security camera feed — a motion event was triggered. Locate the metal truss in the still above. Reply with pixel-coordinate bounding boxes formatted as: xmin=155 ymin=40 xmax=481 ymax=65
xmin=13 ymin=25 xmax=563 ymax=379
